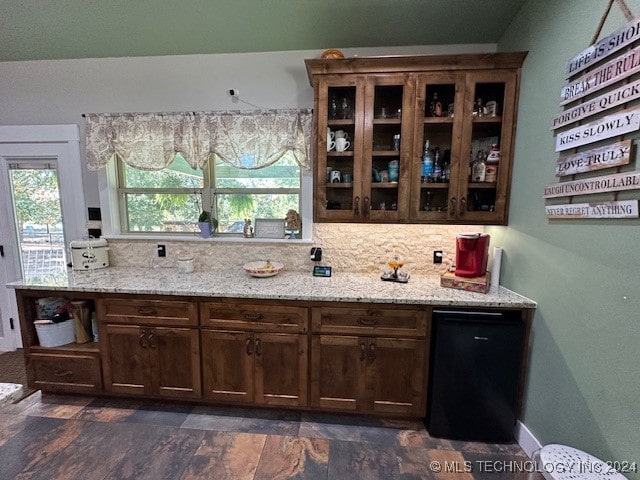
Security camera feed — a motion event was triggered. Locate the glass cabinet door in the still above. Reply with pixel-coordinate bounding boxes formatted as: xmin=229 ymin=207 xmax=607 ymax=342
xmin=410 ymin=73 xmax=465 ymax=222
xmin=315 ymin=76 xmax=364 ymax=221
xmin=457 ymin=71 xmax=518 ymax=224
xmin=363 ymin=74 xmax=413 ymax=222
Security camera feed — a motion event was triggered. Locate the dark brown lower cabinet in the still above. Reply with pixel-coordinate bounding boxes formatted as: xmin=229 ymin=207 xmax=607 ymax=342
xmin=101 ymin=323 xmax=201 ymax=399
xmin=310 ymin=335 xmax=426 ymax=416
xmin=201 ymin=329 xmax=308 ymax=407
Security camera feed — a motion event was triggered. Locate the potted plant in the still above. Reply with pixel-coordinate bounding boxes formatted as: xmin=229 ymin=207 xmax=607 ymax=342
xmin=198 ymin=210 xmax=218 ymax=238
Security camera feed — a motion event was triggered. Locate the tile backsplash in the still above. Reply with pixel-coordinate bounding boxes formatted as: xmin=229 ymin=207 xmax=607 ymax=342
xmin=107 ymin=223 xmax=481 ymax=275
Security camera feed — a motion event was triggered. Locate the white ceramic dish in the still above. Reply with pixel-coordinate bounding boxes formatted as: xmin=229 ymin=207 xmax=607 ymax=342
xmin=242 ymin=260 xmax=284 ymax=277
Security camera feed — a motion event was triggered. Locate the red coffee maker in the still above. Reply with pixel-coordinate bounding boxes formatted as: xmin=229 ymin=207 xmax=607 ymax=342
xmin=455 ymin=233 xmax=490 ymax=277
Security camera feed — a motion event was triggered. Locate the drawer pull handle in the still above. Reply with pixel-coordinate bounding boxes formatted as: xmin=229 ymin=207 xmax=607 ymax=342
xmin=359 ymin=342 xmax=366 ymax=361
xmin=459 ymin=197 xmax=467 ymax=216
xmin=255 ymin=338 xmax=262 ymax=357
xmin=357 ymin=317 xmax=377 ymax=326
xmin=244 ymin=313 xmax=264 ymax=321
xmin=54 ymin=370 xmax=73 ymax=377
xmin=137 ymin=307 xmax=157 ymax=315
xmin=246 ymin=337 xmax=254 ymax=356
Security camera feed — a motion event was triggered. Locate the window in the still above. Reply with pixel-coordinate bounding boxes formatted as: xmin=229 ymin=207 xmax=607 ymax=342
xmin=116 ymin=153 xmax=301 ymax=235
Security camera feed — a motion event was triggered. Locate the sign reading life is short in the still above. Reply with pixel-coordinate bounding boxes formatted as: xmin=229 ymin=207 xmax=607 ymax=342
xmin=565 ymin=17 xmax=640 ymax=78
xmin=555 ymin=140 xmax=632 ymax=176
xmin=555 ymin=108 xmax=640 ymax=152
xmin=544 ymin=171 xmax=640 ymax=198
xmin=545 ymin=200 xmax=639 ymax=219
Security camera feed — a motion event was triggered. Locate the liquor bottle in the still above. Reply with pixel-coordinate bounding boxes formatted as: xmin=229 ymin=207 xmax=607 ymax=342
xmin=442 ymin=159 xmax=450 ymax=183
xmin=429 ymin=93 xmax=443 ymax=117
xmin=472 ymin=150 xmax=486 ymax=182
xmin=484 ymin=144 xmax=500 ymax=182
xmin=475 ymin=98 xmax=485 ymax=117
xmin=432 ymin=146 xmax=442 ymax=182
xmin=421 ymin=140 xmax=433 ymax=182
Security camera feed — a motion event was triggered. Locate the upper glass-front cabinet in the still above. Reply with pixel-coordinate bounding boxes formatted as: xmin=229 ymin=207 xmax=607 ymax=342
xmin=306 ymin=52 xmax=526 ymax=225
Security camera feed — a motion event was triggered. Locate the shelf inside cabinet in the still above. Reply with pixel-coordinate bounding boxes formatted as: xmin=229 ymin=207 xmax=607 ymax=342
xmin=472 ymin=116 xmax=502 ymax=124
xmin=420 ymin=183 xmax=450 ymax=189
xmin=30 ymin=341 xmax=100 ymax=354
xmin=327 ymin=151 xmax=354 ymax=157
xmin=326 ymin=182 xmax=353 ymax=188
xmin=423 ymin=117 xmax=454 ymax=124
xmin=328 ymin=119 xmax=355 ymax=126
xmin=468 ymin=182 xmax=497 ymax=189
xmin=373 ymin=118 xmax=402 ymax=125
xmin=371 ymin=150 xmax=401 ymax=156
xmin=372 ymin=182 xmax=399 ymax=189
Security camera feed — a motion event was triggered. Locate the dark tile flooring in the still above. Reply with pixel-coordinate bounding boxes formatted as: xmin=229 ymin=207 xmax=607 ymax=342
xmin=0 ymin=392 xmax=541 ymax=479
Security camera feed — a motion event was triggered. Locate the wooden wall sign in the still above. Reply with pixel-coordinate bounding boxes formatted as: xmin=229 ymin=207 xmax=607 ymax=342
xmin=566 ymin=17 xmax=640 ymax=78
xmin=556 ymin=139 xmax=632 ymax=176
xmin=555 ymin=108 xmax=640 ymax=151
xmin=552 ymin=78 xmax=640 ymax=130
xmin=560 ymin=44 xmax=640 ymax=106
xmin=546 ymin=200 xmax=639 ymax=218
xmin=544 ymin=171 xmax=640 ymax=198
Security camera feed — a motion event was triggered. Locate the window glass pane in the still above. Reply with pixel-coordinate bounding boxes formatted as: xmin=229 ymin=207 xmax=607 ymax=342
xmin=124 ymin=154 xmax=204 ymax=188
xmin=125 ymin=193 xmax=201 ymax=233
xmin=214 ymin=154 xmax=300 ymax=189
xmin=216 ymin=193 xmax=299 ymax=233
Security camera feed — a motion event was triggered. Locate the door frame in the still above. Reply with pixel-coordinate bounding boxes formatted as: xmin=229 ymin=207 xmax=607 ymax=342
xmin=0 ymin=125 xmax=86 ymax=351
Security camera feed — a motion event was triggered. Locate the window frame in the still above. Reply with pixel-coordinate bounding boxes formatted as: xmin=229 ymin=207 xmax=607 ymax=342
xmin=100 ymin=156 xmax=313 ymax=241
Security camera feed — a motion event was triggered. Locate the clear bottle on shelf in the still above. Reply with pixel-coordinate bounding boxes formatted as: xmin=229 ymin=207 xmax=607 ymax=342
xmin=472 ymin=150 xmax=486 ymax=182
xmin=421 ymin=139 xmax=433 ymax=182
xmin=431 ymin=146 xmax=442 ymax=182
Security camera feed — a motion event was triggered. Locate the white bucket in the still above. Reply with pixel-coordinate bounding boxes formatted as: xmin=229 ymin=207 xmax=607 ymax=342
xmin=35 ymin=319 xmax=75 ymax=347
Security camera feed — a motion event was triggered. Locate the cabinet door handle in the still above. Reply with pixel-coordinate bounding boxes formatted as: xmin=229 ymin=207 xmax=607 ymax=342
xmin=449 ymin=197 xmax=457 ymax=217
xmin=363 ymin=196 xmax=370 ymax=217
xmin=244 ymin=313 xmax=264 ymax=321
xmin=246 ymin=337 xmax=254 ymax=356
xmin=53 ymin=370 xmax=73 ymax=377
xmin=148 ymin=331 xmax=157 ymax=348
xmin=139 ymin=330 xmax=149 ymax=348
xmin=459 ymin=197 xmax=467 ymax=216
xmin=359 ymin=342 xmax=366 ymax=361
xmin=354 ymin=196 xmax=360 ymax=217
xmin=255 ymin=338 xmax=262 ymax=357
xmin=357 ymin=317 xmax=377 ymax=326
xmin=368 ymin=343 xmax=376 ymax=361
xmin=137 ymin=307 xmax=157 ymax=315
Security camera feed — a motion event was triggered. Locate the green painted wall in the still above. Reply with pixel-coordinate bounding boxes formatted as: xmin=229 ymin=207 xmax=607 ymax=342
xmin=494 ymin=0 xmax=640 ymax=475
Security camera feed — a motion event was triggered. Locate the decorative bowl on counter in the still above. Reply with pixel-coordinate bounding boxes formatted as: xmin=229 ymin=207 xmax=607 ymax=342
xmin=242 ymin=260 xmax=284 ymax=278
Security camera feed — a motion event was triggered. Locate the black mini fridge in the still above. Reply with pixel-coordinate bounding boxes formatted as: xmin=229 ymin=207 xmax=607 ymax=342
xmin=426 ymin=309 xmax=525 ymax=442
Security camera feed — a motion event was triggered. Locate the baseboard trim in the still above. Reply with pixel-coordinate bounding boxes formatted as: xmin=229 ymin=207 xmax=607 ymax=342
xmin=515 ymin=420 xmax=542 ymax=458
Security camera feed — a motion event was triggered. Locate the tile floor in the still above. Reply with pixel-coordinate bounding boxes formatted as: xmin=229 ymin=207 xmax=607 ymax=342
xmin=0 ymin=392 xmax=542 ymax=479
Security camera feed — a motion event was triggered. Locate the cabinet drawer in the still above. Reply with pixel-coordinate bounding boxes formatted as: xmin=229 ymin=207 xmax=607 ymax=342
xmin=311 ymin=305 xmax=426 ymax=336
xmin=201 ymin=301 xmax=308 ymax=332
xmin=30 ymin=353 xmax=102 ymax=394
xmin=98 ymin=298 xmax=197 ymax=326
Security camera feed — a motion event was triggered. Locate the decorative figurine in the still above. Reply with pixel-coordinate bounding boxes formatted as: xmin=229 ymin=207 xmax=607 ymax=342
xmin=284 ymin=209 xmax=301 ymax=239
xmin=243 ymin=218 xmax=254 ymax=238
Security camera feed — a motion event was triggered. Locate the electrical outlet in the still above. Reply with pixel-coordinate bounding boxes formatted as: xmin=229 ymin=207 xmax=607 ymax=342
xmin=157 ymin=244 xmax=166 ymax=257
xmin=433 ymin=251 xmax=443 ymax=264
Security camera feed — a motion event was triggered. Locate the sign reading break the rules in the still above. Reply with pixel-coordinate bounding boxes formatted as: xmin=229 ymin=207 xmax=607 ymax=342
xmin=555 ymin=108 xmax=640 ymax=152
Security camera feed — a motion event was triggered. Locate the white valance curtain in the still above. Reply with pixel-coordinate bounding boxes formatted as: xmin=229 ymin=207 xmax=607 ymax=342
xmin=84 ymin=109 xmax=312 ymax=171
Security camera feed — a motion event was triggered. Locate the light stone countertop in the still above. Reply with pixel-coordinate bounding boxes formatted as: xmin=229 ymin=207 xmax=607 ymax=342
xmin=8 ymin=267 xmax=536 ymax=308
